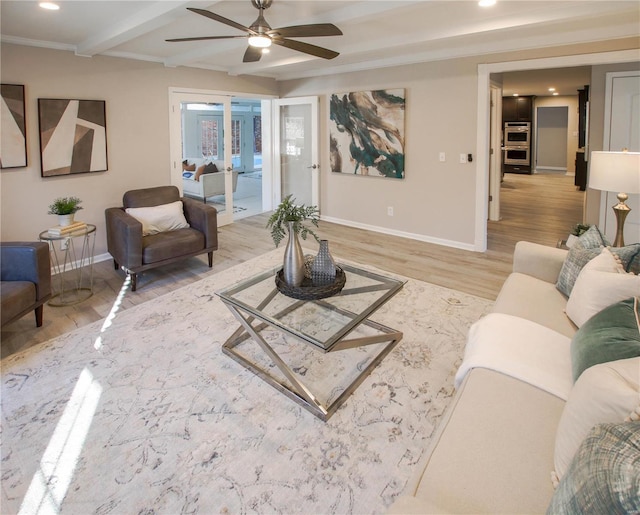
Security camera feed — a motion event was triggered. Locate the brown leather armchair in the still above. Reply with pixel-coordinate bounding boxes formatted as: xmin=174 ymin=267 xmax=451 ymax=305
xmin=1 ymin=242 xmax=52 ymax=327
xmin=105 ymin=186 xmax=218 ymax=291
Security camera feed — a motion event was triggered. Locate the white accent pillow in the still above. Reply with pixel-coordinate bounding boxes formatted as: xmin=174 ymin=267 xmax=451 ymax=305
xmin=553 ymin=357 xmax=640 ymax=481
xmin=565 ymin=248 xmax=639 ymax=328
xmin=126 ymin=200 xmax=189 ymax=236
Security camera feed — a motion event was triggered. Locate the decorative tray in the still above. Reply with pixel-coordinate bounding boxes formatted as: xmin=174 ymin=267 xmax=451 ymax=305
xmin=275 ymin=266 xmax=346 ymax=300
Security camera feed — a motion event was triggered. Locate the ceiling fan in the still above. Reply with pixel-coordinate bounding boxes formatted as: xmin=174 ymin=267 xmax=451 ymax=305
xmin=166 ymin=0 xmax=342 ymax=63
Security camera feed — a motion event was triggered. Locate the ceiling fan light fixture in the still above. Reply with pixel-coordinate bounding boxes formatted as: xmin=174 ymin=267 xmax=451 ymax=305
xmin=248 ymin=35 xmax=272 ymax=48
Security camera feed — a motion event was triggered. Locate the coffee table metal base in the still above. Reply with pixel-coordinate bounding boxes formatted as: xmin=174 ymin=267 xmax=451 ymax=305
xmin=221 ymin=302 xmax=403 ymax=421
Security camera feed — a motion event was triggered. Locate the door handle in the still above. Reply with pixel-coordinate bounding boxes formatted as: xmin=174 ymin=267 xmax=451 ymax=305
xmin=307 ymin=164 xmax=318 ymax=169
xmin=226 ymin=166 xmax=232 ymax=172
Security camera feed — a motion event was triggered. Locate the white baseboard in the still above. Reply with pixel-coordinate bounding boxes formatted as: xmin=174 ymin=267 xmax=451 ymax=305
xmin=535 ymin=166 xmax=567 ymax=172
xmin=50 ymin=252 xmax=112 ymax=276
xmin=320 ymin=216 xmax=477 ymax=252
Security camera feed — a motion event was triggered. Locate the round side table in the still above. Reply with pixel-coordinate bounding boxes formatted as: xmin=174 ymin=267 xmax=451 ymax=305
xmin=39 ymin=224 xmax=97 ymax=306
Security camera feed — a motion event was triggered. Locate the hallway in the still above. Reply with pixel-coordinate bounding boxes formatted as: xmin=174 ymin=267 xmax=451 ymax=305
xmin=488 ymin=172 xmax=585 ymax=253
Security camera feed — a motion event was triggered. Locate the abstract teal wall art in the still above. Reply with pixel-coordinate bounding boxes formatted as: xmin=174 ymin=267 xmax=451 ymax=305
xmin=329 ymin=89 xmax=405 ymax=179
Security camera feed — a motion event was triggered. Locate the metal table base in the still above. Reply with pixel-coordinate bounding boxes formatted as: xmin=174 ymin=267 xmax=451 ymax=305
xmin=220 ymin=299 xmax=403 ymax=421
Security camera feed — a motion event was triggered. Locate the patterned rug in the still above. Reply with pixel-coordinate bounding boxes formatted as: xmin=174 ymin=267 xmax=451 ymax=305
xmin=1 ymin=250 xmax=492 ymax=514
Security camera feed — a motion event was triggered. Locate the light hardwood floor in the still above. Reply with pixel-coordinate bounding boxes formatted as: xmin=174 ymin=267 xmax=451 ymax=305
xmin=1 ymin=172 xmax=584 ymax=358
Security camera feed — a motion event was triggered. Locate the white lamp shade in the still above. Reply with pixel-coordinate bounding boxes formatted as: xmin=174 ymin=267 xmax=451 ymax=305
xmin=589 ymin=151 xmax=640 ymax=194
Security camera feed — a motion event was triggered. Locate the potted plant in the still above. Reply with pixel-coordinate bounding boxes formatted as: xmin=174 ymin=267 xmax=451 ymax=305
xmin=48 ymin=196 xmax=83 ymax=227
xmin=266 ymin=195 xmax=319 ymax=286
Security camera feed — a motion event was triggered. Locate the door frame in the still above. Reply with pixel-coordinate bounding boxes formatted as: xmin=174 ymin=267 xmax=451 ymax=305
xmin=476 ymin=49 xmax=639 ymax=252
xmin=169 ymin=87 xmax=277 ymax=225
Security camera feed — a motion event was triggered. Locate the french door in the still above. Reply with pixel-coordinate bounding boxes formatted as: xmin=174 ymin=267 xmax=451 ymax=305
xmin=169 ymin=91 xmax=234 ymax=226
xmin=273 ymin=97 xmax=319 ymax=208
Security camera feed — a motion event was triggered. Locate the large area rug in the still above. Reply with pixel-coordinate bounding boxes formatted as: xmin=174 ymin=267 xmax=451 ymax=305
xmin=1 ymin=250 xmax=492 ymax=514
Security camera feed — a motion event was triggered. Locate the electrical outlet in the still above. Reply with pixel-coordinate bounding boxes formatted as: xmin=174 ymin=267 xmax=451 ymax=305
xmin=60 ymin=238 xmax=70 ymax=251
xmin=439 ymin=152 xmax=446 ymax=162
xmin=459 ymin=153 xmax=467 ymax=164
xmin=387 ymin=206 xmax=394 ymax=216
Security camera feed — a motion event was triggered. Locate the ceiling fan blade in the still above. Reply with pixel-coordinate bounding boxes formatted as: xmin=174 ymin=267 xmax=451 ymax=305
xmin=243 ymin=46 xmax=263 ymax=63
xmin=166 ymin=35 xmax=248 ymax=42
xmin=272 ymin=38 xmax=339 ymax=60
xmin=187 ymin=7 xmax=256 ymax=35
xmin=268 ymin=23 xmax=342 ymax=38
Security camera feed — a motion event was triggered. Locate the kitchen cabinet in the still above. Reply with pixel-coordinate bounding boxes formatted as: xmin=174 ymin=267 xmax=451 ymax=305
xmin=502 ymin=96 xmax=534 ymax=122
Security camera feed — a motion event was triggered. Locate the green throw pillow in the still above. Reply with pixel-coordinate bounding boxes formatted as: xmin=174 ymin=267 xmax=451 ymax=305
xmin=570 ymin=297 xmax=640 ymax=382
xmin=556 ymin=225 xmax=608 ymax=297
xmin=546 ymin=421 xmax=640 ymax=515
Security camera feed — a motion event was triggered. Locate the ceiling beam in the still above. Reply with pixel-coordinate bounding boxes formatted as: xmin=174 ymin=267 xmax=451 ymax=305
xmin=164 ymin=1 xmax=421 ymax=68
xmin=75 ymin=1 xmax=214 ymax=57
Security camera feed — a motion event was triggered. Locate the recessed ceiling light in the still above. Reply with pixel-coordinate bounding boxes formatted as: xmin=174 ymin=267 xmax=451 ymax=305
xmin=39 ymin=2 xmax=60 ymax=10
xmin=479 ymin=0 xmax=496 ymax=6
xmin=513 ymin=93 xmax=519 ymax=97
xmin=548 ymin=87 xmax=556 ymax=92
xmin=553 ymin=92 xmax=559 ymax=96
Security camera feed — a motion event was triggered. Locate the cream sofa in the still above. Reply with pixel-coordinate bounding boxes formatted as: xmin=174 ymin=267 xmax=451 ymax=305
xmin=181 ymin=158 xmax=239 ymax=203
xmin=389 ymin=240 xmax=640 ymax=514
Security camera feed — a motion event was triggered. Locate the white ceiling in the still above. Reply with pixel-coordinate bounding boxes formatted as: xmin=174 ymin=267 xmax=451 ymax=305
xmin=1 ymin=0 xmax=638 ymax=89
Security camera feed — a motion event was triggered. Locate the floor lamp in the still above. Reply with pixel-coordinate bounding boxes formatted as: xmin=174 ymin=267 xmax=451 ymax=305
xmin=588 ymin=150 xmax=640 ymax=247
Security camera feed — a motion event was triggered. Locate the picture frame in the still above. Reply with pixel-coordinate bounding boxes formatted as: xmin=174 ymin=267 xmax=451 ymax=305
xmin=1 ymin=84 xmax=27 ymax=169
xmin=329 ymin=89 xmax=406 ymax=179
xmin=38 ymin=98 xmax=108 ymax=177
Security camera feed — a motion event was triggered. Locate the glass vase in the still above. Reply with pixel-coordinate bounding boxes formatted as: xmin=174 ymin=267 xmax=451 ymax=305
xmin=312 ymin=240 xmax=336 ymax=286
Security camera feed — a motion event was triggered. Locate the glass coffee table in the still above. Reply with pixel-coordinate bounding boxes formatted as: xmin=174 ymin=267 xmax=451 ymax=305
xmin=216 ymin=263 xmax=405 ymax=421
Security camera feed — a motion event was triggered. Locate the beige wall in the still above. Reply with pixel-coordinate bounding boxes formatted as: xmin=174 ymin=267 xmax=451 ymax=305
xmin=0 ymin=44 xmax=278 ymax=257
xmin=279 ymin=38 xmax=640 ymax=248
xmin=279 ymin=57 xmax=480 ymax=248
xmin=534 ymin=96 xmax=579 ymax=174
xmin=2 ymin=37 xmax=639 ymax=258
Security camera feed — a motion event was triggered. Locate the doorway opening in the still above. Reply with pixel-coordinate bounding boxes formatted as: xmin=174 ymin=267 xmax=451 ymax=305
xmin=535 ymin=106 xmax=569 ymax=175
xmin=181 ymin=99 xmax=265 ymax=221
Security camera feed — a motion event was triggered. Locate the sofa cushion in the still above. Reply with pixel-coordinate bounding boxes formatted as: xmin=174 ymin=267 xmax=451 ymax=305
xmin=141 ymin=227 xmax=205 ymax=264
xmin=0 ymin=281 xmax=36 ymax=326
xmin=182 ymin=160 xmax=196 ymax=172
xmin=492 ymin=272 xmax=576 ymax=338
xmin=547 ymin=422 xmax=640 ymax=515
xmin=611 ymin=243 xmax=640 ymax=274
xmin=565 ymin=248 xmax=639 ymax=328
xmin=556 ymin=225 xmax=608 ymax=297
xmin=456 ymin=313 xmax=573 ymax=400
xmin=571 ymin=297 xmax=640 ymax=381
xmin=396 ymin=368 xmax=563 ymax=514
xmin=194 ymin=162 xmax=218 ymax=181
xmin=553 ymin=357 xmax=640 ymax=481
xmin=126 ymin=200 xmax=189 ymax=236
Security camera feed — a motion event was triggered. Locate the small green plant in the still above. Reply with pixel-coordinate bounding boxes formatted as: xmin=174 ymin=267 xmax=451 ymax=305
xmin=266 ymin=194 xmax=320 ymax=247
xmin=48 ymin=196 xmax=83 ymax=215
xmin=570 ymin=223 xmax=590 ymax=237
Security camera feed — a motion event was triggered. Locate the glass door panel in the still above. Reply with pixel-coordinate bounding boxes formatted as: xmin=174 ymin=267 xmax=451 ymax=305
xmin=170 ymin=93 xmax=234 ymax=226
xmin=274 ymin=97 xmax=319 ymax=208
